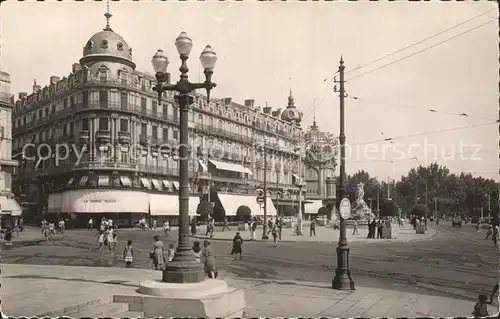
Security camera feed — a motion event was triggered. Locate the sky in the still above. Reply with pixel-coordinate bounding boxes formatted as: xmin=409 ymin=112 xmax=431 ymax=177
xmin=0 ymin=1 xmax=498 ymax=182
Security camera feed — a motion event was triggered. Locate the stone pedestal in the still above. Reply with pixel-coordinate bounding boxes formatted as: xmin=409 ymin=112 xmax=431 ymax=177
xmin=115 ymin=279 xmax=246 ymax=318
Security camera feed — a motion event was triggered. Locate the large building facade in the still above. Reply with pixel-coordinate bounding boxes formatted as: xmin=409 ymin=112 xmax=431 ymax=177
xmin=0 ymin=69 xmax=21 ymax=225
xmin=11 ymin=12 xmax=336 ymax=227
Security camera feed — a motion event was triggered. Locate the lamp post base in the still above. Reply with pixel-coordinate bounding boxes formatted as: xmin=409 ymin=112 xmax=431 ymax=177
xmin=162 ymin=249 xmax=205 ymax=284
xmin=332 ymin=245 xmax=355 ymax=290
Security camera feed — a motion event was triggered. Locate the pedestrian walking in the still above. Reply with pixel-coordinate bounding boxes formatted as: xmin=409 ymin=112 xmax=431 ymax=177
xmin=250 ymin=219 xmax=257 ymax=240
xmin=152 ymin=219 xmax=157 ymax=230
xmin=202 ymin=240 xmax=217 ymax=278
xmin=271 ymin=224 xmax=278 ymax=247
xmin=476 ymin=220 xmax=480 ymax=232
xmin=192 ymin=241 xmax=202 ymax=263
xmin=277 ymin=218 xmax=283 ymax=240
xmin=191 ymin=218 xmax=197 ymax=235
xmin=58 ymin=219 xmax=65 ymax=234
xmin=221 ymin=218 xmax=231 ymax=231
xmin=352 ymin=219 xmax=359 ymax=235
xmin=486 ymin=227 xmax=493 ymax=239
xmin=123 ymin=240 xmax=134 ymax=268
xmin=112 ymin=232 xmax=118 ymax=251
xmin=150 ymin=235 xmax=165 ymax=270
xmin=209 ymin=218 xmax=215 ymax=238
xmin=98 ymin=232 xmax=104 ymax=250
xmin=493 ymin=225 xmax=499 ymax=247
xmin=163 ymin=220 xmax=170 ymax=236
xmin=310 ymin=218 xmax=316 ymax=237
xmin=377 ymin=220 xmax=383 ymax=239
xmin=231 ymin=232 xmax=243 ymax=260
xmin=88 ymin=218 xmax=93 ymax=231
xmin=205 ymin=220 xmax=210 ymax=236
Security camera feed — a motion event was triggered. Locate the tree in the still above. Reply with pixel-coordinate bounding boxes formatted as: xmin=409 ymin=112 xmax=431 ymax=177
xmin=236 ymin=205 xmax=251 ymax=222
xmin=379 ymin=199 xmax=400 ymax=217
xmin=342 ymin=170 xmax=380 ymax=202
xmin=411 ymin=204 xmax=428 ymax=218
xmin=197 ymin=200 xmax=213 ymax=221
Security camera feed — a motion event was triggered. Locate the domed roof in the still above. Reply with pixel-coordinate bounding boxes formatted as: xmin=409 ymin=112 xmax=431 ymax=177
xmin=80 ymin=11 xmax=134 ymax=67
xmin=281 ymin=90 xmax=303 ymax=123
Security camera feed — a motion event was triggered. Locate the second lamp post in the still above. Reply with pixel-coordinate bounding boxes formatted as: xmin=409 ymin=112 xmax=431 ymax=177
xmin=151 ymin=32 xmax=217 ymax=284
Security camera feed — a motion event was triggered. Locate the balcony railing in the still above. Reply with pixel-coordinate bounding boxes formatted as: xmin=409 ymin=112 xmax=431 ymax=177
xmin=74 ymin=161 xmax=137 ymax=170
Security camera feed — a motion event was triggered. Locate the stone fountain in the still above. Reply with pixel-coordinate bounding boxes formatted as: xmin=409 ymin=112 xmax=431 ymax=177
xmin=350 ymin=182 xmax=375 ymax=220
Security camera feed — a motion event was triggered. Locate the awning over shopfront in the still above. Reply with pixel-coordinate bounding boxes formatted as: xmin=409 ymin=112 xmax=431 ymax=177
xmin=198 ymin=160 xmax=208 ymax=172
xmin=98 ymin=175 xmax=109 ymax=186
xmin=254 ymin=197 xmax=277 ymax=216
xmin=79 ymin=175 xmax=88 ymax=186
xmin=140 ymin=178 xmax=151 ymax=189
xmin=162 ymin=180 xmax=171 ymax=191
xmin=217 ymin=193 xmax=262 ymax=217
xmin=172 ymin=181 xmax=180 ymax=190
xmin=149 ymin=194 xmax=200 ymax=216
xmin=149 ymin=194 xmax=178 ymax=216
xmin=0 ymin=197 xmax=22 ymax=216
xmin=61 ymin=189 xmax=149 ymax=213
xmin=120 ymin=176 xmax=132 ymax=187
xmin=151 ymin=179 xmax=161 ymax=190
xmin=304 ymin=200 xmax=324 ymax=214
xmin=47 ymin=193 xmax=62 ymax=214
xmin=66 ymin=177 xmax=74 ymax=187
xmin=208 ymin=159 xmax=251 ymax=175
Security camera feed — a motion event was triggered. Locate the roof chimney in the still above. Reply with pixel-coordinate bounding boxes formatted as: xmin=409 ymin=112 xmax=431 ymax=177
xmin=50 ymin=76 xmax=60 ymax=85
xmin=272 ymin=108 xmax=282 ymax=117
xmin=244 ymin=99 xmax=255 ymax=108
xmin=224 ymin=97 xmax=232 ymax=105
xmin=72 ymin=63 xmax=82 ymax=73
xmin=33 ymin=80 xmax=41 ymax=93
xmin=18 ymin=92 xmax=27 ymax=100
xmin=263 ymin=106 xmax=272 ymax=115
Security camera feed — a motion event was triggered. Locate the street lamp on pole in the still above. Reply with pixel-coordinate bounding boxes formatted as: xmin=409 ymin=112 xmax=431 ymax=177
xmin=332 ymin=56 xmax=355 ymax=290
xmin=151 ymin=32 xmax=217 ymax=284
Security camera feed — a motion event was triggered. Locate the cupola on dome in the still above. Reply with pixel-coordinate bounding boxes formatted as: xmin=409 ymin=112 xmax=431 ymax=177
xmin=80 ymin=10 xmax=135 ymax=69
xmin=280 ymin=90 xmax=303 ymax=124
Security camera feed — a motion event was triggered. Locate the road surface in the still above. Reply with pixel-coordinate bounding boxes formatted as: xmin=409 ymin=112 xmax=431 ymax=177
xmin=2 ymin=221 xmax=496 ymax=302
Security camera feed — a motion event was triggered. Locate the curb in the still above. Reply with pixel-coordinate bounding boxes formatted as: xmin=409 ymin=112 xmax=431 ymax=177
xmin=190 ymin=229 xmax=437 ymax=244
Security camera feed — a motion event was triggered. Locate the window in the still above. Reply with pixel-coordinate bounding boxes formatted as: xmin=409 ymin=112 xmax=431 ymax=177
xmin=141 ymin=123 xmax=147 ymax=136
xmin=141 ymin=97 xmax=147 ymax=113
xmin=152 ymin=100 xmax=158 ymax=115
xmin=69 ymin=122 xmax=74 ymax=135
xmin=81 ymin=119 xmax=89 ymax=130
xmin=70 ymin=96 xmax=75 ymax=107
xmin=82 ymin=91 xmax=89 ymax=107
xmin=119 ymin=70 xmax=128 ymax=84
xmin=120 ymin=92 xmax=128 ymax=110
xmin=99 ymin=90 xmax=108 ymax=108
xmin=152 ymin=126 xmax=158 ymax=139
xmin=44 ymin=108 xmax=48 ymax=117
xmin=33 ymin=112 xmax=37 ymax=121
xmin=163 ymin=104 xmax=168 ymax=117
xmin=163 ymin=128 xmax=168 ymax=141
xmin=101 ymin=40 xmax=108 ymax=49
xmin=173 ymin=130 xmax=178 ymax=139
xmin=51 ymin=105 xmax=55 ymax=113
xmin=63 ymin=99 xmax=67 ymax=109
xmin=172 ymin=105 xmax=178 ymax=121
xmin=120 ymin=119 xmax=128 ymax=132
xmin=38 ymin=110 xmax=42 ymax=119
xmin=98 ymin=118 xmax=109 ymax=131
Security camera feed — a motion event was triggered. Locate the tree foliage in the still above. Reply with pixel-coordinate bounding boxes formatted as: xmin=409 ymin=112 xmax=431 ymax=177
xmin=197 ymin=200 xmax=214 ymax=218
xmin=380 ymin=199 xmax=400 ymax=217
xmin=411 ymin=204 xmax=428 ymax=218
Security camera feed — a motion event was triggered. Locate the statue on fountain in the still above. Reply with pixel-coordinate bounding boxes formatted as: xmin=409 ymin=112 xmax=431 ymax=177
xmin=351 ymin=182 xmax=375 ymax=220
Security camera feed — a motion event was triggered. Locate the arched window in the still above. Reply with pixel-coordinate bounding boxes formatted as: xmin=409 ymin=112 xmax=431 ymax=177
xmin=218 ymin=119 xmax=223 ymax=129
xmin=305 ymin=168 xmax=319 ymax=196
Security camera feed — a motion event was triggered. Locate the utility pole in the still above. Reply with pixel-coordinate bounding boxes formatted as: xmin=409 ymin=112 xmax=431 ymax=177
xmin=262 ymin=140 xmax=268 ymax=239
xmin=297 ymin=146 xmax=303 ymax=235
xmin=332 ymin=56 xmax=355 ymax=290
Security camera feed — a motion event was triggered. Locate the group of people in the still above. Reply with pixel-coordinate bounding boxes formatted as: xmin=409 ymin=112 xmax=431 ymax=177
xmin=366 ymin=218 xmax=392 ymax=239
xmin=149 ymin=236 xmax=217 ymax=278
xmin=96 ymin=217 xmax=118 ymax=251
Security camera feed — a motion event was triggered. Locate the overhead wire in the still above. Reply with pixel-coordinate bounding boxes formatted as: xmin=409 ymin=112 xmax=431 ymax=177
xmin=346 ymin=95 xmax=497 ymax=121
xmin=346 ymin=19 xmax=495 ymax=82
xmin=322 ymin=8 xmax=496 ymax=83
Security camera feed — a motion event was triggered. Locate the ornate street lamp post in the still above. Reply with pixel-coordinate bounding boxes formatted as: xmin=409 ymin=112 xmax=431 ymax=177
xmin=332 ymin=56 xmax=355 ymax=290
xmin=152 ymin=32 xmax=217 ymax=283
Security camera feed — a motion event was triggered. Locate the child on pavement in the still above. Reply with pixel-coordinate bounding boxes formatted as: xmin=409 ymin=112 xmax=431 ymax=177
xmin=123 ymin=240 xmax=134 ymax=268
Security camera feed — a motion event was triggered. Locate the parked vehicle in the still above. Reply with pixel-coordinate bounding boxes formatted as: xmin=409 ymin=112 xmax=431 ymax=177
xmin=452 ymin=217 xmax=463 ymax=228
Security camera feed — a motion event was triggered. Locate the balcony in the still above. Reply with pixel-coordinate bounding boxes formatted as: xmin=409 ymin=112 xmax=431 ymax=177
xmin=118 ymin=131 xmax=131 ymax=144
xmin=79 ymin=130 xmax=89 ymax=142
xmin=95 ymin=130 xmax=111 ymax=144
xmin=197 ymin=171 xmax=211 ymax=180
xmin=74 ymin=161 xmax=137 ymax=171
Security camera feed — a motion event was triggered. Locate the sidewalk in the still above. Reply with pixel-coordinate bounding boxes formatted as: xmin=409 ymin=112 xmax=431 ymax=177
xmin=1 ymin=263 xmax=488 ymax=317
xmin=192 ymin=223 xmax=437 ymax=243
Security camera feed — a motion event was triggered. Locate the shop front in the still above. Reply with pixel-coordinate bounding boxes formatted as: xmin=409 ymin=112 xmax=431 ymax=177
xmin=215 ymin=193 xmax=272 ymax=221
xmin=0 ymin=196 xmax=23 ymax=229
xmin=61 ymin=189 xmax=149 ymax=227
xmin=304 ymin=200 xmax=325 ymax=220
xmin=149 ymin=194 xmax=200 ymax=226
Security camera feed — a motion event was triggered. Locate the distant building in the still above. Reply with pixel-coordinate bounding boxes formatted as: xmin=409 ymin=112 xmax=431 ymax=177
xmin=10 ymin=11 xmax=330 ymax=227
xmin=0 ymin=69 xmax=21 ymax=226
